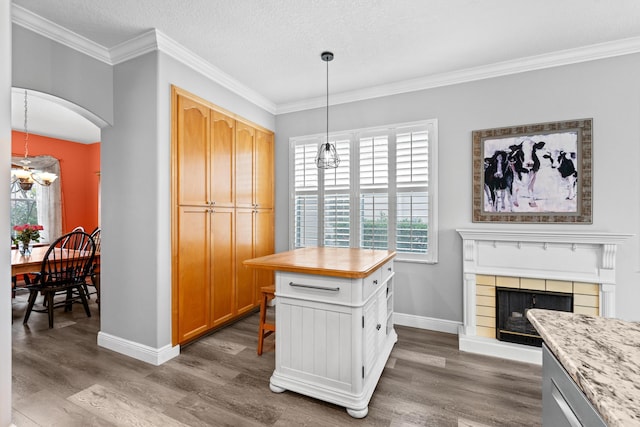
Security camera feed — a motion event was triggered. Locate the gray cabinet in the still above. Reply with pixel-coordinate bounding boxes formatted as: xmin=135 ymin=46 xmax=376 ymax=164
xmin=542 ymin=344 xmax=606 ymax=427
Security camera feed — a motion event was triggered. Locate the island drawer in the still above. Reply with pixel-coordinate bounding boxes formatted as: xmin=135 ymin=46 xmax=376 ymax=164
xmin=380 ymin=260 xmax=394 ymax=283
xmin=277 ymin=272 xmax=354 ymax=305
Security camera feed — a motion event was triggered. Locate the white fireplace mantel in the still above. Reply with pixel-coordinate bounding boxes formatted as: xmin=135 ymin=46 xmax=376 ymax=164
xmin=456 ymin=228 xmax=632 ymax=364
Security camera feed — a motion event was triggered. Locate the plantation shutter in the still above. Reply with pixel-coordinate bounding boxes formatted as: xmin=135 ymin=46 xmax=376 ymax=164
xmin=290 ymin=119 xmax=437 ymax=261
xmin=294 ymin=139 xmax=319 ymax=247
xmin=396 ymin=129 xmax=429 ymax=254
xmin=324 ymin=138 xmax=351 ymax=247
xmin=359 ymin=134 xmax=389 ymax=250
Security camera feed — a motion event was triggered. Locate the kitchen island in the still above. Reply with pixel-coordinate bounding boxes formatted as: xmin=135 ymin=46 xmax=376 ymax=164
xmin=244 ymin=247 xmax=397 ymax=418
xmin=527 ymin=309 xmax=640 ymax=427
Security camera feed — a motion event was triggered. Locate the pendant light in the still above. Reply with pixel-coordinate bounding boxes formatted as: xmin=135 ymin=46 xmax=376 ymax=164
xmin=11 ymin=90 xmax=58 ymax=191
xmin=315 ymin=51 xmax=340 ymax=169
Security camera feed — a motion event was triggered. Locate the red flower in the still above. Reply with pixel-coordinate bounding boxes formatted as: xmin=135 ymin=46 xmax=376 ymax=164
xmin=12 ymin=224 xmax=43 ymax=245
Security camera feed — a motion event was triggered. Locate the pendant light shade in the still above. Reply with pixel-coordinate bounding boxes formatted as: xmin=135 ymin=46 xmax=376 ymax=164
xmin=315 ymin=51 xmax=340 ymax=169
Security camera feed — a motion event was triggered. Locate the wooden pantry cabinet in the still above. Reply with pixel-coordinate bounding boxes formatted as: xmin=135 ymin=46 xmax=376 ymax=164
xmin=171 ymin=86 xmax=274 ymax=345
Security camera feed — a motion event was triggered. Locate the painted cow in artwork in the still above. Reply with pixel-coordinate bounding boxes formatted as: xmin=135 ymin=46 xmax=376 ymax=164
xmin=484 ymin=150 xmax=514 ymax=211
xmin=542 ymin=150 xmax=578 ymax=200
xmin=507 ymin=139 xmax=546 ymax=208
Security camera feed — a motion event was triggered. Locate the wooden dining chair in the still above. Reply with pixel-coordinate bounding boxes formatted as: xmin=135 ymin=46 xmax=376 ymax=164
xmin=23 ymin=230 xmax=96 ymax=328
xmin=61 ymin=226 xmax=85 ymax=248
xmin=257 ymin=285 xmax=276 ymax=355
xmin=82 ymin=227 xmax=101 ymax=304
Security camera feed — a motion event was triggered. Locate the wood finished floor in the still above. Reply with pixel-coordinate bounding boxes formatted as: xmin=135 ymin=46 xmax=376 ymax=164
xmin=11 ymin=292 xmax=542 ymax=426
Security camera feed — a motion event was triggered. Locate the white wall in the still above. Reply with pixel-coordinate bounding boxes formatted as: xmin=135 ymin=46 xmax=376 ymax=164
xmin=275 ymin=53 xmax=640 ymax=323
xmin=0 ymin=2 xmax=12 ymax=426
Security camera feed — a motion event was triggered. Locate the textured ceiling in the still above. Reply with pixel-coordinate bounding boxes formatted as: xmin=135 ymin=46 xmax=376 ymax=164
xmin=10 ymin=0 xmax=640 ymax=142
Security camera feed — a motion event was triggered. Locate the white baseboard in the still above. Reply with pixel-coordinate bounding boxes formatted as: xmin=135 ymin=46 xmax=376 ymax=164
xmin=97 ymin=332 xmax=180 ymax=366
xmin=393 ymin=312 xmax=462 ymax=335
xmin=458 ymin=331 xmax=542 ymax=365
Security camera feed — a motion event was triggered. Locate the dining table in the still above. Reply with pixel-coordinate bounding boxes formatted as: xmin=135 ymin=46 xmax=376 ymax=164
xmin=11 ymin=246 xmax=100 ymax=274
xmin=11 ymin=246 xmax=100 ymax=285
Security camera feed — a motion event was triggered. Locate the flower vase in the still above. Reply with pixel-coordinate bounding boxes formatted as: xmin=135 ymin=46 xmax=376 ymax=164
xmin=18 ymin=240 xmax=33 ymax=256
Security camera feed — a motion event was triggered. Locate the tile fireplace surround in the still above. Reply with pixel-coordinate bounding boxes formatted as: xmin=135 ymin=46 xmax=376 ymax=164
xmin=456 ymin=229 xmax=631 ymax=364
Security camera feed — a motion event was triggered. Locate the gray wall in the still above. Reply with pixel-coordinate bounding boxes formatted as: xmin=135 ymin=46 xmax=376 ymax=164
xmin=100 ymin=49 xmax=275 ymax=350
xmin=1 ymin=3 xmax=12 ymax=425
xmin=11 ymin=24 xmax=275 ymax=352
xmin=275 ymin=53 xmax=640 ymax=323
xmin=100 ymin=52 xmax=161 ymax=346
xmin=8 ymin=21 xmax=640 ymax=366
xmin=12 ymin=25 xmax=114 ymax=125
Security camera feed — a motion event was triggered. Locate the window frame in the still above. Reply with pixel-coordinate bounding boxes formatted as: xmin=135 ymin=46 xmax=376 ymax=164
xmin=289 ymin=119 xmax=438 ymax=264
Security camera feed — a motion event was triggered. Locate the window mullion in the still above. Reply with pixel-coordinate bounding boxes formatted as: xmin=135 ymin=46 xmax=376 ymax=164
xmin=388 ymin=130 xmax=397 ymax=251
xmin=350 ymin=132 xmax=359 ymax=249
xmin=318 ymin=162 xmax=325 ymax=248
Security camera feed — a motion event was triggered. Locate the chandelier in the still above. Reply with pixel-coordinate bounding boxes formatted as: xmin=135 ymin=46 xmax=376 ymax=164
xmin=11 ymin=90 xmax=58 ymax=191
xmin=315 ymin=51 xmax=340 ymax=169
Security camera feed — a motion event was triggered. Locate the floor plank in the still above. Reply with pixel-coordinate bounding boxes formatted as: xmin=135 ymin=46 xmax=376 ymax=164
xmin=11 ymin=293 xmax=542 ymax=426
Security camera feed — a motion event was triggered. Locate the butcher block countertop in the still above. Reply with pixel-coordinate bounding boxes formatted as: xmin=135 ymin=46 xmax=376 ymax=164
xmin=243 ymin=247 xmax=396 ymax=279
xmin=527 ymin=309 xmax=640 ymax=427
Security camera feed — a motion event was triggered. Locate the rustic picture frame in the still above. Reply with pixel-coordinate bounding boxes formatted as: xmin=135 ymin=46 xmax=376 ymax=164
xmin=472 ymin=118 xmax=592 ymax=223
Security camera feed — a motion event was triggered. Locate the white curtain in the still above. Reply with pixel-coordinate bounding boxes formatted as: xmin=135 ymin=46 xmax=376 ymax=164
xmin=11 ymin=155 xmax=62 ymax=242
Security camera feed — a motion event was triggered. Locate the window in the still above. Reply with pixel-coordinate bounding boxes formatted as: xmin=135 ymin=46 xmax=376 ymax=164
xmin=10 ymin=183 xmax=38 ymax=227
xmin=290 ymin=120 xmax=438 ymax=262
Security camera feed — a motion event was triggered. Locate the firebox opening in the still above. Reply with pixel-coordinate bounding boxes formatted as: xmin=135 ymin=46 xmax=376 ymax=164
xmin=496 ymin=287 xmax=573 ymax=347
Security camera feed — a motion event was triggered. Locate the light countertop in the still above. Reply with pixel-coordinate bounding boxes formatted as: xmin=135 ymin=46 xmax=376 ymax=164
xmin=243 ymin=247 xmax=395 ymax=278
xmin=527 ymin=309 xmax=640 ymax=427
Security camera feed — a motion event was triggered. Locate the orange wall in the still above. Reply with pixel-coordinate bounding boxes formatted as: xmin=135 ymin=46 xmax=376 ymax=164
xmin=12 ymin=131 xmax=100 ymax=234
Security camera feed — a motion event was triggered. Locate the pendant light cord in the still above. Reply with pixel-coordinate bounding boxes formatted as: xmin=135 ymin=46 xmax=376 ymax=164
xmin=23 ymin=90 xmax=29 ymax=159
xmin=326 ymin=56 xmax=329 ymax=147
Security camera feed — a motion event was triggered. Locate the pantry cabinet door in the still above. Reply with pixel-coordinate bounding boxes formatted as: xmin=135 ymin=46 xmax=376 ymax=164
xmin=177 ymin=206 xmax=211 ymax=342
xmin=176 ymin=95 xmax=210 ymax=206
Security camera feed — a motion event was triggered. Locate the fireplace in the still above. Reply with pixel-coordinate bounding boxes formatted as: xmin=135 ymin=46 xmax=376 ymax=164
xmin=457 ymin=229 xmax=631 ymax=364
xmin=496 ymin=288 xmax=572 ymax=347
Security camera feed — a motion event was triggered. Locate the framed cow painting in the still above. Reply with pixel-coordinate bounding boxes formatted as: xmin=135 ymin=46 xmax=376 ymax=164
xmin=472 ymin=118 xmax=592 ymax=223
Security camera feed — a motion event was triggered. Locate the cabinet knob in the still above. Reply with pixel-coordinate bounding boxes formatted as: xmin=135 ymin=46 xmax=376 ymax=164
xmin=376 ymin=324 xmax=381 ymax=330
xmin=388 ymin=267 xmax=392 ymax=272
xmin=373 ymin=280 xmax=378 ymax=285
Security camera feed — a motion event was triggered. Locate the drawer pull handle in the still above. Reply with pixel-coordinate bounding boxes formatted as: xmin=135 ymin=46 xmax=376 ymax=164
xmin=373 ymin=280 xmax=378 ymax=285
xmin=289 ymin=282 xmax=340 ymax=292
xmin=376 ymin=324 xmax=381 ymax=330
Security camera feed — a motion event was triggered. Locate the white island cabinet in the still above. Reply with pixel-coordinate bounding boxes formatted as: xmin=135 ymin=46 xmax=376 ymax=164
xmin=244 ymin=247 xmax=397 ymax=418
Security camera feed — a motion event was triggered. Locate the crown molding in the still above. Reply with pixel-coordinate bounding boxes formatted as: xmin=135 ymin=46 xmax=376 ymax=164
xmin=276 ymin=36 xmax=640 ymax=114
xmin=11 ymin=4 xmax=111 ymax=64
xmin=109 ymin=29 xmax=159 ymax=65
xmin=12 ymin=4 xmax=640 ymax=117
xmin=12 ymin=5 xmax=277 ymax=114
xmin=152 ymin=30 xmax=276 ymax=113
xmin=111 ymin=28 xmax=274 ymax=113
